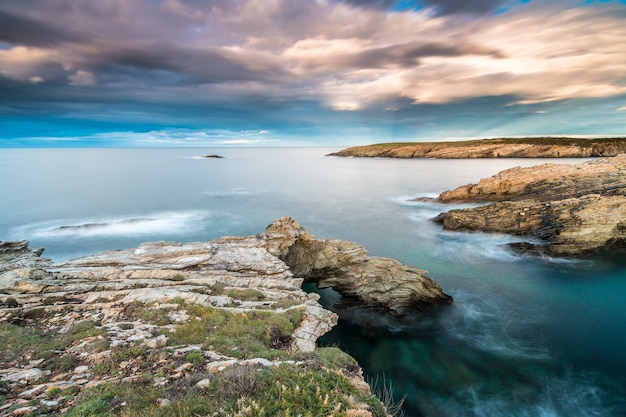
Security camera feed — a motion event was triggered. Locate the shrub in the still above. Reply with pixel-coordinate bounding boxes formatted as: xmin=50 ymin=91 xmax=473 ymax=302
xmin=185 ymin=351 xmax=204 ymax=367
xmin=123 ymin=301 xmax=170 ymax=326
xmin=226 ymin=288 xmax=265 ymax=301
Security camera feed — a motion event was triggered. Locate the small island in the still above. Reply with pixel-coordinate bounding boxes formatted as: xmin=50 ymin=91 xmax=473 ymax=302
xmin=330 ymin=137 xmax=626 ymax=159
xmin=202 ymin=154 xmax=225 ymax=159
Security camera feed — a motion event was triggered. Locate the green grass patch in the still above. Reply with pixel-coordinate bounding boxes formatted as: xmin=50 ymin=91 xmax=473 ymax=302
xmin=0 ymin=320 xmax=104 ymax=369
xmin=168 ymin=304 xmax=304 ymax=359
xmin=226 ymin=288 xmax=266 ymax=301
xmin=66 ymin=364 xmax=384 ymax=417
xmin=123 ymin=301 xmax=171 ymax=326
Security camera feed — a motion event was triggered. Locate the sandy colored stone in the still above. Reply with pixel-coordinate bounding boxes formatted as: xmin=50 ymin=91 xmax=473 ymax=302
xmin=330 ymin=138 xmax=626 ymax=159
xmin=264 ymin=217 xmax=452 ymax=314
xmin=433 ymin=156 xmax=626 ymax=256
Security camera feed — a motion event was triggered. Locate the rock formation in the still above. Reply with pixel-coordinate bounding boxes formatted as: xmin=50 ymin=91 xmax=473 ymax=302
xmin=0 ymin=218 xmax=449 ymax=415
xmin=437 ymin=155 xmax=626 ymax=203
xmin=263 ymin=217 xmax=452 ymax=314
xmin=330 ymin=137 xmax=626 ymax=159
xmin=432 ymin=156 xmax=626 ymax=257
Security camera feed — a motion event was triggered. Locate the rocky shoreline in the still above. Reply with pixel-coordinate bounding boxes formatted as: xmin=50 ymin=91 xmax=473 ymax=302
xmin=429 ymin=155 xmax=626 ymax=257
xmin=0 ymin=217 xmax=450 ymax=416
xmin=330 ymin=137 xmax=626 ymax=159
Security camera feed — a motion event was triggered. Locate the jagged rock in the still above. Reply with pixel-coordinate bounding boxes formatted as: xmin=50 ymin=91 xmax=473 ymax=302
xmin=434 ymin=195 xmax=626 ymax=256
xmin=0 ymin=240 xmax=50 ymax=272
xmin=264 ymin=217 xmax=452 ymax=314
xmin=432 ymin=156 xmax=626 ymax=257
xmin=437 ymin=155 xmax=626 ymax=203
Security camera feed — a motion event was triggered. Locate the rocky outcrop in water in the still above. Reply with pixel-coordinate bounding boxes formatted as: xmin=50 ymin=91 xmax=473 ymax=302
xmin=264 ymin=217 xmax=452 ymax=314
xmin=432 ymin=156 xmax=626 ymax=257
xmin=0 ymin=218 xmax=448 ymax=415
xmin=437 ymin=155 xmax=626 ymax=203
xmin=330 ymin=137 xmax=626 ymax=159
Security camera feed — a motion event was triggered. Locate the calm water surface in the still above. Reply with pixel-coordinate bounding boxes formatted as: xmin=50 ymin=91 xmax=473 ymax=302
xmin=1 ymin=148 xmax=625 ymax=416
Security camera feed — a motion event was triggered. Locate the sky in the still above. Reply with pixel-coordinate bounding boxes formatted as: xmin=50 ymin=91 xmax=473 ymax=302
xmin=1 ymin=0 xmax=626 ymax=147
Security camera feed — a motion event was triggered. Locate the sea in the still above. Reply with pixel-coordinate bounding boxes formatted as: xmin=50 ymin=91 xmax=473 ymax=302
xmin=1 ymin=147 xmax=625 ymax=417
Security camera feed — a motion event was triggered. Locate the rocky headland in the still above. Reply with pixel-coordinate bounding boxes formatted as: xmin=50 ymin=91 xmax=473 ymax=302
xmin=330 ymin=137 xmax=626 ymax=159
xmin=430 ymin=155 xmax=626 ymax=257
xmin=0 ymin=217 xmax=450 ymax=416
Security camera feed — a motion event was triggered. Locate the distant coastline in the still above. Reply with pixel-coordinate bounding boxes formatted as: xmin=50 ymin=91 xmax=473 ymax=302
xmin=329 ymin=137 xmax=626 ymax=158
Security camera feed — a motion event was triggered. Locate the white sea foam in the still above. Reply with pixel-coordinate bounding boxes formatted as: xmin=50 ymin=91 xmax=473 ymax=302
xmin=451 ymin=372 xmax=611 ymax=417
xmin=12 ymin=210 xmax=210 ymax=239
xmin=389 ymin=193 xmax=440 ymax=205
xmin=443 ymin=290 xmax=551 ymax=360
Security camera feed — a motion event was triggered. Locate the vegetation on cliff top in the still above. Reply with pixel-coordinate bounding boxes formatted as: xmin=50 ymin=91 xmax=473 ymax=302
xmin=1 ymin=300 xmax=393 ymax=416
xmin=330 ymin=137 xmax=626 ymax=158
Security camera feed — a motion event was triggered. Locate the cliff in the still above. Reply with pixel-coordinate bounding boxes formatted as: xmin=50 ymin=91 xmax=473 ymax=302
xmin=0 ymin=217 xmax=449 ymax=416
xmin=431 ymin=156 xmax=626 ymax=257
xmin=330 ymin=137 xmax=626 ymax=159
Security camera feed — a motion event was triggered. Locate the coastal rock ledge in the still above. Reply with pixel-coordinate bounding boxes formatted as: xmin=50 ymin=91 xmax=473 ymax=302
xmin=431 ymin=155 xmax=626 ymax=257
xmin=0 ymin=218 xmax=449 ymax=415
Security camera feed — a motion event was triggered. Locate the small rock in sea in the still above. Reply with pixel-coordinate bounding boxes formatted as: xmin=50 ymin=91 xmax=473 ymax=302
xmin=202 ymin=154 xmax=224 ymax=159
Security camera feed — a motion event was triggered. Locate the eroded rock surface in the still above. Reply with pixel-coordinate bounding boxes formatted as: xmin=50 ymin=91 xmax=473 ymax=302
xmin=432 ymin=156 xmax=626 ymax=257
xmin=438 ymin=155 xmax=626 ymax=203
xmin=264 ymin=217 xmax=452 ymax=314
xmin=1 ymin=219 xmax=447 ymax=414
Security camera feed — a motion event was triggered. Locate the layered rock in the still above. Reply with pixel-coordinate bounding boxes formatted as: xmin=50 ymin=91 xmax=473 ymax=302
xmin=1 ymin=218 xmax=449 ymax=414
xmin=438 ymin=155 xmax=626 ymax=203
xmin=264 ymin=217 xmax=452 ymax=314
xmin=330 ymin=137 xmax=626 ymax=159
xmin=1 ymin=234 xmax=337 ymax=353
xmin=432 ymin=156 xmax=626 ymax=257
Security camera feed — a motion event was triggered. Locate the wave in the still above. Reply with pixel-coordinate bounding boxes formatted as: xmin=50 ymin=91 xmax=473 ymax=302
xmin=442 ymin=290 xmax=552 ymax=360
xmin=390 ymin=193 xmax=440 ymax=205
xmin=12 ymin=210 xmax=210 ymax=239
xmin=439 ymin=370 xmax=617 ymax=417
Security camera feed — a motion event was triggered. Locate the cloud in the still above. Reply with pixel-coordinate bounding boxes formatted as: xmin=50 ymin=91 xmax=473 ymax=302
xmin=0 ymin=9 xmax=84 ymax=47
xmin=69 ymin=70 xmax=96 ymax=86
xmin=341 ymin=0 xmax=518 ymax=15
xmin=5 ymin=128 xmax=280 ymax=147
xmin=1 ymin=0 xmax=626 ymax=144
xmin=418 ymin=0 xmax=510 ymax=15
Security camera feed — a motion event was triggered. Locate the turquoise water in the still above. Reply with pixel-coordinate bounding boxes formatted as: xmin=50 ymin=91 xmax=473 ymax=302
xmin=1 ymin=148 xmax=625 ymax=416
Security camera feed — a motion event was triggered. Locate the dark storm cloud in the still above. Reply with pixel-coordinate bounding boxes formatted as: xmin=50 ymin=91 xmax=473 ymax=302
xmin=350 ymin=41 xmax=505 ymax=68
xmin=420 ymin=0 xmax=510 ymax=15
xmin=79 ymin=41 xmax=287 ymax=85
xmin=342 ymin=0 xmax=514 ymax=15
xmin=0 ymin=9 xmax=84 ymax=47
